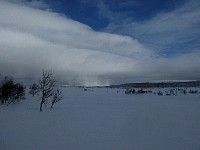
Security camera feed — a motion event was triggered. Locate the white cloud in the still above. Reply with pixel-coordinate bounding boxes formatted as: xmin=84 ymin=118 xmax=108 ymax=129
xmin=0 ymin=0 xmax=149 ymax=85
xmin=4 ymin=0 xmax=49 ymax=9
xmin=0 ymin=0 xmax=200 ymax=85
xmin=104 ymin=0 xmax=200 ymax=54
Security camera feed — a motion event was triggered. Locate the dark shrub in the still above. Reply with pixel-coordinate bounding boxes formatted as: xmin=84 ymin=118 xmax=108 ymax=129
xmin=0 ymin=76 xmax=25 ymax=105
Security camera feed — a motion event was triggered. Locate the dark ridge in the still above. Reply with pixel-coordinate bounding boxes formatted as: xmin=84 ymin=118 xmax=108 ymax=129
xmin=109 ymin=81 xmax=200 ymax=88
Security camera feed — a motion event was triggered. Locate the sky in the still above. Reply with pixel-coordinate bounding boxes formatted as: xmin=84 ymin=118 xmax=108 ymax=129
xmin=0 ymin=0 xmax=200 ymax=86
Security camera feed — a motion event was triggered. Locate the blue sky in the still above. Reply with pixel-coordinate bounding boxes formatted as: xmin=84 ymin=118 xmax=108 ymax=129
xmin=46 ymin=0 xmax=186 ymax=29
xmin=0 ymin=0 xmax=200 ymax=85
xmin=44 ymin=0 xmax=200 ymax=56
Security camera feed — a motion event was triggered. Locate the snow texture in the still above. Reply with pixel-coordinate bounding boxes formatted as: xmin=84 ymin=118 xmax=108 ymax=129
xmin=1 ymin=87 xmax=200 ymax=150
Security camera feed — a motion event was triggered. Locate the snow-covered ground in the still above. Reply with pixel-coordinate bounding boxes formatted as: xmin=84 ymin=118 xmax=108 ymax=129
xmin=1 ymin=87 xmax=200 ymax=150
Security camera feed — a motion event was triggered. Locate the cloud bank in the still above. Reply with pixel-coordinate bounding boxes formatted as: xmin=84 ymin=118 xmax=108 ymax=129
xmin=0 ymin=0 xmax=200 ymax=86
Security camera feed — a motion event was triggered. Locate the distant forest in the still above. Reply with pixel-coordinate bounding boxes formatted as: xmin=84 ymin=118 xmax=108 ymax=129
xmin=109 ymin=81 xmax=200 ymax=88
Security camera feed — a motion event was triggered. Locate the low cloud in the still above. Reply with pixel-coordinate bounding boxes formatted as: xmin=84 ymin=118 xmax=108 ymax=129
xmin=0 ymin=0 xmax=200 ymax=85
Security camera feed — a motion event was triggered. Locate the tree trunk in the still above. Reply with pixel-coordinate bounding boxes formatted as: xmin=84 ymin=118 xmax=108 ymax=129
xmin=50 ymin=101 xmax=54 ymax=109
xmin=40 ymin=99 xmax=44 ymax=112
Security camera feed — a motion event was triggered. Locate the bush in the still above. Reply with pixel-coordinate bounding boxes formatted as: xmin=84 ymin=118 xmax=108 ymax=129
xmin=0 ymin=76 xmax=25 ymax=105
xmin=157 ymin=91 xmax=163 ymax=96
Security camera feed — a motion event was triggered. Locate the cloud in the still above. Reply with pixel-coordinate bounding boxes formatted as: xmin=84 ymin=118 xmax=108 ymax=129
xmin=4 ymin=0 xmax=49 ymax=9
xmin=0 ymin=0 xmax=150 ymax=85
xmin=80 ymin=0 xmax=135 ymax=23
xmin=0 ymin=0 xmax=200 ymax=86
xmin=103 ymin=0 xmax=200 ymax=55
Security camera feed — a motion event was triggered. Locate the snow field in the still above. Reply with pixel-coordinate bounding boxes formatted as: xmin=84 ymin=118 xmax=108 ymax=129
xmin=1 ymin=87 xmax=200 ymax=150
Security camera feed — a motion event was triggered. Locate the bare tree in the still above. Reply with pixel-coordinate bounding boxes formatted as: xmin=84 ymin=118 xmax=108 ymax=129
xmin=51 ymin=88 xmax=62 ymax=109
xmin=39 ymin=70 xmax=55 ymax=112
xmin=29 ymin=83 xmax=40 ymax=96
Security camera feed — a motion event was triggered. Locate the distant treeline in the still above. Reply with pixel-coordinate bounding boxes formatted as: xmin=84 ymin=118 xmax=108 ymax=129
xmin=109 ymin=81 xmax=200 ymax=88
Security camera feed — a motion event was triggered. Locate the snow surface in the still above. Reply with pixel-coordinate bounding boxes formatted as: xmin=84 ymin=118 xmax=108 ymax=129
xmin=1 ymin=87 xmax=200 ymax=150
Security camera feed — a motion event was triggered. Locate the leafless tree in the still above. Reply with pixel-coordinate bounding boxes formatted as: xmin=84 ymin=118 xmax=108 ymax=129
xmin=39 ymin=70 xmax=55 ymax=112
xmin=29 ymin=83 xmax=40 ymax=96
xmin=51 ymin=88 xmax=62 ymax=109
